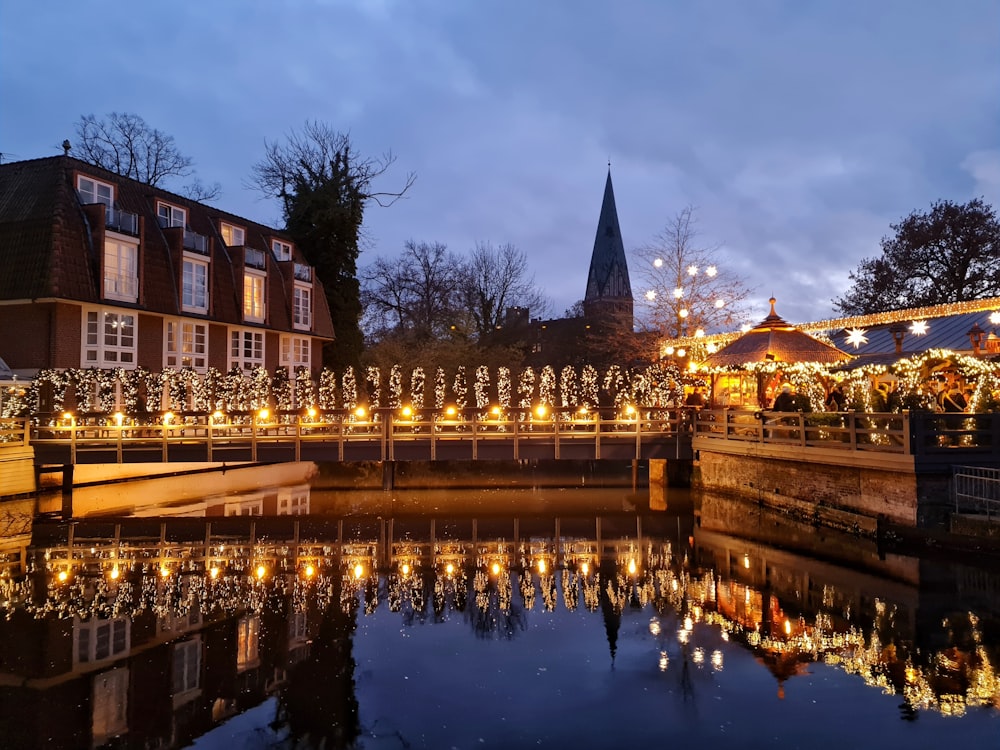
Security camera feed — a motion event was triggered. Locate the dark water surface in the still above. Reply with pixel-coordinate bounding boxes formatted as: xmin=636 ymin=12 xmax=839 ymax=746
xmin=1 ymin=464 xmax=998 ymax=749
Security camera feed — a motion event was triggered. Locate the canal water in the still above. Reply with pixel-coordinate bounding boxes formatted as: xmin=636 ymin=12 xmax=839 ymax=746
xmin=1 ymin=463 xmax=998 ymax=749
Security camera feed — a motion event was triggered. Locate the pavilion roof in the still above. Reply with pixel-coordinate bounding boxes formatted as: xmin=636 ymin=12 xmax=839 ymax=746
xmin=704 ymin=298 xmax=853 ymax=367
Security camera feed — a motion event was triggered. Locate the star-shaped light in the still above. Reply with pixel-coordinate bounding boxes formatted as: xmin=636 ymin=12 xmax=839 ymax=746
xmin=910 ymin=320 xmax=928 ymax=335
xmin=645 ymin=290 xmax=656 ymax=301
xmin=687 ymin=265 xmax=699 ymax=276
xmin=990 ymin=311 xmax=1000 ymax=326
xmin=705 ymin=266 xmax=717 ymax=277
xmin=845 ymin=328 xmax=868 ymax=348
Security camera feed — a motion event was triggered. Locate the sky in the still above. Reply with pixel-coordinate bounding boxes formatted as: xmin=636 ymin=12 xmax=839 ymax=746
xmin=2 ymin=0 xmax=999 ymax=327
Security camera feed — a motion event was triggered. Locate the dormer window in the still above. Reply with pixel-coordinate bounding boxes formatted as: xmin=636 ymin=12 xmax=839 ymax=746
xmin=221 ymin=222 xmax=245 ymax=247
xmin=104 ymin=236 xmax=138 ymax=302
xmin=158 ymin=202 xmax=186 ymax=228
xmin=272 ymin=239 xmax=292 ymax=261
xmin=77 ymin=175 xmax=113 ymax=207
xmin=243 ymin=271 xmax=265 ymax=322
xmin=293 ymin=283 xmax=312 ymax=330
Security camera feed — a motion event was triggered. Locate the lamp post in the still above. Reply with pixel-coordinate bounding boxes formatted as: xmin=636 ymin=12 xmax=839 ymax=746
xmin=967 ymin=323 xmax=986 ymax=356
xmin=889 ymin=322 xmax=906 ymax=354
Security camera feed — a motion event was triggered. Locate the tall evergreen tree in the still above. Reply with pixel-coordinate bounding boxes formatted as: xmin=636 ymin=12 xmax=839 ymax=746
xmin=251 ymin=122 xmax=414 ymax=372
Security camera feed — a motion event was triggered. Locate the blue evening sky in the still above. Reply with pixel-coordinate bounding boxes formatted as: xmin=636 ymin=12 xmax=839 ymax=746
xmin=2 ymin=1 xmax=998 ymax=325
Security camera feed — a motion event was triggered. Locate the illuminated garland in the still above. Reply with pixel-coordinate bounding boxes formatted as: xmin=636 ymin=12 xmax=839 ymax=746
xmin=387 ymin=365 xmax=402 ymax=409
xmin=580 ymin=365 xmax=598 ymax=407
xmin=560 ymin=365 xmax=577 ymax=407
xmin=410 ymin=367 xmax=425 ymax=410
xmin=539 ymin=365 xmax=556 ymax=406
xmin=342 ymin=366 xmax=357 ymax=410
xmin=272 ymin=366 xmax=292 ymax=410
xmin=453 ymin=366 xmax=467 ymax=409
xmin=497 ymin=367 xmax=511 ymax=408
xmin=319 ymin=369 xmax=338 ymax=409
xmin=434 ymin=368 xmax=446 ymax=409
xmin=365 ymin=366 xmax=381 ymax=409
xmin=474 ymin=365 xmax=490 ymax=410
xmin=518 ymin=368 xmax=535 ymax=409
xmin=295 ymin=367 xmax=316 ymax=409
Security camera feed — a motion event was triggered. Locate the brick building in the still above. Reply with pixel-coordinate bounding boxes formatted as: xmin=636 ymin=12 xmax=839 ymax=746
xmin=0 ymin=155 xmax=334 ymax=378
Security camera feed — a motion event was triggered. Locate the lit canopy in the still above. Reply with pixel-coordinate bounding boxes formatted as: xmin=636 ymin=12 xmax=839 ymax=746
xmin=704 ymin=298 xmax=853 ymax=367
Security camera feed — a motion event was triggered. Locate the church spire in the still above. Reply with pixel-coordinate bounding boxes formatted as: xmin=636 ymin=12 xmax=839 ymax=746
xmin=583 ymin=168 xmax=633 ymax=321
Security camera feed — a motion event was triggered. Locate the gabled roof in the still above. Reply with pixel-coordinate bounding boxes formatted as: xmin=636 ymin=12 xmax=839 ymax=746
xmin=704 ymin=298 xmax=852 ymax=367
xmin=584 ymin=169 xmax=632 ymax=303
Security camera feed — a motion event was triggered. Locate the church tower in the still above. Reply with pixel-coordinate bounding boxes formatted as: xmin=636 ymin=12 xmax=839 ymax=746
xmin=583 ymin=169 xmax=633 ymax=325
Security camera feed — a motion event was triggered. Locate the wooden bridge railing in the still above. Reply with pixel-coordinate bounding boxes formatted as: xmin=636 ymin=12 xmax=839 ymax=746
xmin=21 ymin=406 xmax=693 ymax=464
xmin=693 ymin=408 xmax=1000 ymax=463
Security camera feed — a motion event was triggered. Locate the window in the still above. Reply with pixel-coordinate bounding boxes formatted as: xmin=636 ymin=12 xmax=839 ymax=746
xmin=92 ymin=667 xmax=129 ymax=746
xmin=230 ymin=328 xmax=264 ymax=371
xmin=278 ymin=486 xmax=310 ymax=515
xmin=74 ymin=617 xmax=130 ymax=665
xmin=281 ymin=335 xmax=310 ymax=372
xmin=237 ymin=616 xmax=260 ymax=671
xmin=221 ymin=222 xmax=245 ymax=247
xmin=243 ymin=272 xmax=265 ymax=322
xmin=172 ymin=637 xmax=202 ymax=701
xmin=84 ymin=309 xmax=136 ymax=368
xmin=165 ymin=320 xmax=208 ymax=371
xmin=272 ymin=239 xmax=292 ymax=261
xmin=104 ymin=238 xmax=138 ymax=302
xmin=77 ymin=175 xmax=113 ymax=207
xmin=293 ymin=285 xmax=312 ymax=329
xmin=157 ymin=202 xmax=186 ymax=228
xmin=182 ymin=257 xmax=209 ymax=312
xmin=289 ymin=611 xmax=308 ymax=644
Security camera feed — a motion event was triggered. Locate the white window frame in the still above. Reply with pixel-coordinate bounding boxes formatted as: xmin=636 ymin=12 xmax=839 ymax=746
xmin=172 ymin=636 xmax=202 ymax=705
xmin=230 ymin=328 xmax=264 ymax=372
xmin=74 ymin=616 xmax=130 ymax=666
xmin=280 ymin=335 xmax=310 ymax=373
xmin=293 ymin=284 xmax=312 ymax=330
xmin=83 ymin=308 xmax=137 ymax=369
xmin=237 ymin=616 xmax=260 ymax=671
xmin=182 ymin=255 xmax=209 ymax=313
xmin=278 ymin=485 xmax=310 ymax=515
xmin=243 ymin=271 xmax=265 ymax=322
xmin=103 ymin=234 xmax=138 ymax=302
xmin=157 ymin=201 xmax=186 ymax=228
xmin=221 ymin=222 xmax=245 ymax=247
xmin=77 ymin=175 xmax=114 ymax=207
xmin=272 ymin=239 xmax=292 ymax=261
xmin=165 ymin=319 xmax=208 ymax=371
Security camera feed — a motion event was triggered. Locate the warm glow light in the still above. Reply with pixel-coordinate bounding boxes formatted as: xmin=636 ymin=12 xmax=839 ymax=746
xmin=491 ymin=562 xmax=501 ymax=576
xmin=401 ymin=405 xmax=413 ymax=418
xmin=163 ymin=412 xmax=174 ymax=425
xmin=446 ymin=406 xmax=456 ymax=417
xmin=627 ymin=559 xmax=637 ymax=575
xmin=845 ymin=328 xmax=869 ymax=348
xmin=353 ymin=563 xmax=364 ymax=579
xmin=445 ymin=563 xmax=455 ymax=576
xmin=676 ymin=348 xmax=686 ymax=357
xmin=355 ymin=406 xmax=367 ymax=419
xmin=109 ymin=566 xmax=120 ymax=580
xmin=653 ymin=258 xmax=663 ymax=268
xmin=580 ymin=561 xmax=590 ymax=575
xmin=706 ymin=266 xmax=717 ymax=277
xmin=687 ymin=264 xmax=698 ymax=276
xmin=684 ymin=616 xmax=693 ymax=631
xmin=910 ymin=320 xmax=928 ymax=335
xmin=784 ymin=619 xmax=792 ymax=635
xmin=401 ymin=562 xmax=411 ymax=576
xmin=209 ymin=566 xmax=220 ymax=579
xmin=624 ymin=404 xmax=636 ymax=416
xmin=991 ymin=311 xmax=1000 ymax=326
xmin=743 ymin=554 xmax=750 ymax=569
xmin=707 ymin=342 xmax=718 ymax=353
xmin=715 ymin=298 xmax=725 ymax=308
xmin=57 ymin=570 xmax=68 ymax=582
xmin=673 ymin=287 xmax=684 ymax=299
xmin=645 ymin=290 xmax=656 ymax=301
xmin=578 ymin=406 xmax=589 ymax=417
xmin=256 ymin=564 xmax=267 ymax=579
xmin=534 ymin=404 xmax=547 ymax=418
xmin=664 ymin=346 xmax=675 ymax=355
xmin=160 ymin=566 xmax=170 ymax=578
xmin=537 ymin=559 xmax=546 ymax=574
xmin=741 ymin=323 xmax=752 ymax=333
xmin=258 ymin=408 xmax=270 ymax=422
xmin=678 ymin=308 xmax=689 ymax=319
xmin=304 ymin=564 xmax=315 ymax=577
xmin=212 ymin=410 xmax=224 ymax=422
xmin=307 ymin=407 xmax=317 ymax=419
xmin=491 ymin=406 xmax=501 ymax=416
xmin=62 ymin=412 xmax=73 ymax=422
xmin=694 ymin=328 xmax=705 ymax=338
xmin=114 ymin=412 xmax=124 ymax=426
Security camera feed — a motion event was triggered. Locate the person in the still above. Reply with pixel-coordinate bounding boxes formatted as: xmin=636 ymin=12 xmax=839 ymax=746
xmin=685 ymin=386 xmax=706 ymax=408
xmin=941 ymin=386 xmax=967 ymax=413
xmin=771 ymin=384 xmax=796 ymax=412
xmin=825 ymin=384 xmax=846 ymax=411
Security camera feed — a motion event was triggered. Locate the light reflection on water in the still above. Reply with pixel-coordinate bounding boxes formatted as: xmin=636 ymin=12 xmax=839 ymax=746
xmin=0 ymin=465 xmax=998 ymax=749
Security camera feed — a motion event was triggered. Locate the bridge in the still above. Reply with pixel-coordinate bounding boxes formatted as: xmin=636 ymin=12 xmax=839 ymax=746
xmin=11 ymin=406 xmax=694 ymax=467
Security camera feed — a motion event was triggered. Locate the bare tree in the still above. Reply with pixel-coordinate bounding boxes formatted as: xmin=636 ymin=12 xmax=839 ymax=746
xmin=632 ymin=206 xmax=753 ymax=338
xmin=459 ymin=241 xmax=550 ymax=339
xmin=361 ymin=240 xmax=464 ymax=342
xmin=73 ymin=112 xmax=220 ymax=200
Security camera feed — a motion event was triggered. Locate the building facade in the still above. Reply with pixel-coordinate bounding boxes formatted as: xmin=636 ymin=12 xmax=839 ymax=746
xmin=0 ymin=156 xmax=334 ymax=379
